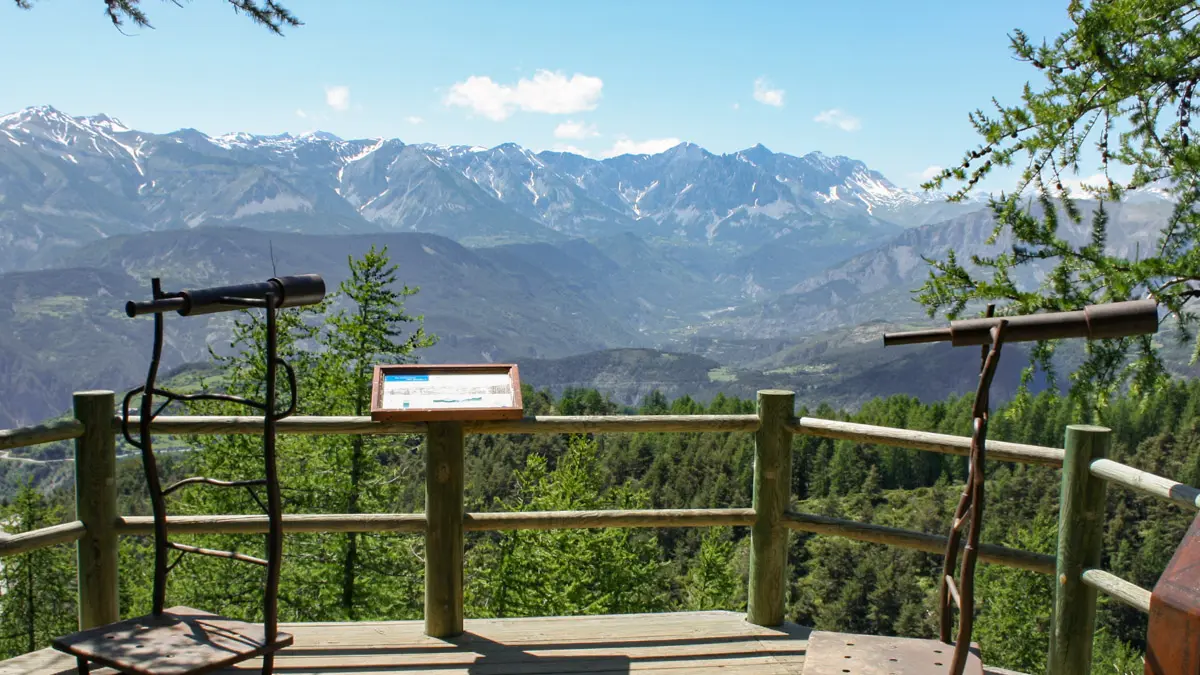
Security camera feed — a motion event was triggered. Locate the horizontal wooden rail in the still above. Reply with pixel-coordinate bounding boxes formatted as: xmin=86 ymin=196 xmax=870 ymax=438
xmin=1081 ymin=568 xmax=1152 ymax=613
xmin=117 ymin=514 xmax=427 ymax=535
xmin=1090 ymin=458 xmax=1200 ymax=510
xmin=472 ymin=416 xmax=761 ymax=434
xmin=114 ymin=415 xmax=425 ymax=436
xmin=105 ymin=416 xmax=1065 ymax=467
xmin=463 ymin=508 xmax=756 ymax=530
xmin=113 ymin=509 xmax=1054 ymax=576
xmin=115 ymin=509 xmax=756 ymax=536
xmin=782 ymin=510 xmax=1056 ymax=574
xmin=0 ymin=520 xmax=87 ymax=557
xmin=0 ymin=509 xmax=1069 ymax=578
xmin=113 ymin=414 xmax=762 ymax=436
xmin=0 ymin=418 xmax=83 ymax=451
xmin=790 ymin=416 xmax=1065 ymax=467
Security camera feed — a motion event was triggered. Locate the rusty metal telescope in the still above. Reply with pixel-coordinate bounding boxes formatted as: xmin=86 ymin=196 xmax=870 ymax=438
xmin=882 ymin=299 xmax=1160 ymax=347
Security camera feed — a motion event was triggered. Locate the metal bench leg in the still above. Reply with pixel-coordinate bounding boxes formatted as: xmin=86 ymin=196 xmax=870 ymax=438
xmin=76 ymin=656 xmax=89 ymax=673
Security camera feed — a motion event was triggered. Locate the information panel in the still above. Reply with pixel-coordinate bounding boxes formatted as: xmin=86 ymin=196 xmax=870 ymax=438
xmin=370 ymin=364 xmax=523 ymax=422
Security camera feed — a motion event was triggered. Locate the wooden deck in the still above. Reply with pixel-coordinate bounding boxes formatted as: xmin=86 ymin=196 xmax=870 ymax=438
xmin=5 ymin=611 xmax=1027 ymax=675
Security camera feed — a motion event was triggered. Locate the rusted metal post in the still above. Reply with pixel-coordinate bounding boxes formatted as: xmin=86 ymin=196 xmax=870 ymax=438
xmin=425 ymin=421 xmax=465 ymax=637
xmin=74 ymin=390 xmax=119 ymax=630
xmin=1049 ymin=424 xmax=1110 ymax=675
xmin=747 ymin=389 xmax=794 ymax=627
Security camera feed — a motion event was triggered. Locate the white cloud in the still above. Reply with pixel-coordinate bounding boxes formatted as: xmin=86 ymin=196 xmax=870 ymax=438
xmin=554 ymin=120 xmax=599 ymax=139
xmin=552 ymin=143 xmax=592 ymax=157
xmin=405 ymin=116 xmax=424 ymax=125
xmin=1056 ymin=173 xmax=1113 ymax=195
xmin=732 ymin=102 xmax=740 ymax=111
xmin=602 ymin=137 xmax=682 ymax=158
xmin=295 ymin=109 xmax=308 ymax=119
xmin=325 ymin=85 xmax=351 ymax=112
xmin=920 ymin=165 xmax=943 ymax=181
xmin=445 ymin=69 xmax=603 ymax=121
xmin=753 ymin=77 xmax=784 ymax=107
xmin=814 ymin=108 xmax=861 ymax=131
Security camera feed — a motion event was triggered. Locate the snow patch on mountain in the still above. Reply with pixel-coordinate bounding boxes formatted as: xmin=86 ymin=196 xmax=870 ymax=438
xmin=233 ymin=194 xmax=314 ymax=218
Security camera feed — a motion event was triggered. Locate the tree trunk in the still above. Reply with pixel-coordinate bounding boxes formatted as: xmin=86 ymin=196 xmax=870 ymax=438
xmin=25 ymin=550 xmax=34 ymax=654
xmin=342 ymin=383 xmax=368 ymax=620
xmin=341 ymin=436 xmax=365 ymax=619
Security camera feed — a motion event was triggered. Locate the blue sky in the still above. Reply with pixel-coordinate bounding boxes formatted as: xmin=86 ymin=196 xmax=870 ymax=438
xmin=2 ymin=1 xmax=1078 ymax=190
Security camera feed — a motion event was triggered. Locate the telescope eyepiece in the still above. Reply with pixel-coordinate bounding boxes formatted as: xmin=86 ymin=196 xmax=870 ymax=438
xmin=124 ymin=296 xmax=186 ymax=318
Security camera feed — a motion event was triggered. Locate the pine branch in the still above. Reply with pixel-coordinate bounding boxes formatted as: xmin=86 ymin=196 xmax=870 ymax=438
xmin=12 ymin=0 xmax=302 ymax=33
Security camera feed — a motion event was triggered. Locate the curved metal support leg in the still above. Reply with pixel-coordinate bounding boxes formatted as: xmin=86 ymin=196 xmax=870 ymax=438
xmin=138 ymin=279 xmax=170 ymax=617
xmin=940 ymin=316 xmax=1006 ymax=675
xmin=261 ymin=290 xmax=284 ymax=675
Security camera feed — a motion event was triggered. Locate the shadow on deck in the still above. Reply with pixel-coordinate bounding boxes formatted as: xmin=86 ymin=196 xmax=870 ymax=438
xmin=3 ymin=611 xmax=1027 ymax=675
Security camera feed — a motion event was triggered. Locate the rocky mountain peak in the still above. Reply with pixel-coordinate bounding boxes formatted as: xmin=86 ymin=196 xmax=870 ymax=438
xmin=0 ymin=104 xmax=1008 ymax=272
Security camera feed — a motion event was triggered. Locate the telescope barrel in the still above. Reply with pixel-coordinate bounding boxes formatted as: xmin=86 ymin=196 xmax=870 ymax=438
xmin=879 ymin=327 xmax=951 ymax=345
xmin=882 ymin=299 xmax=1159 ymax=347
xmin=177 ymin=275 xmax=326 ymax=316
xmin=125 ymin=274 xmax=326 ymax=318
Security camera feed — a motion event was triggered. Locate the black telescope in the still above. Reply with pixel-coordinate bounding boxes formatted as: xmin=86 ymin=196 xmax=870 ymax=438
xmin=882 ymin=299 xmax=1159 ymax=347
xmin=125 ymin=274 xmax=326 ymax=318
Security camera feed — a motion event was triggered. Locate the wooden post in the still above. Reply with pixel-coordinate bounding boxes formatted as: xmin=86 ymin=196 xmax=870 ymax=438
xmin=1049 ymin=424 xmax=1110 ymax=675
xmin=74 ymin=390 xmax=119 ymax=630
xmin=425 ymin=421 xmax=464 ymax=638
xmin=748 ymin=389 xmax=795 ymax=627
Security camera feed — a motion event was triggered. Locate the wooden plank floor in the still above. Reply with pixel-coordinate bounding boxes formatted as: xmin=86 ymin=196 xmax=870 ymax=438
xmin=5 ymin=611 xmax=1027 ymax=675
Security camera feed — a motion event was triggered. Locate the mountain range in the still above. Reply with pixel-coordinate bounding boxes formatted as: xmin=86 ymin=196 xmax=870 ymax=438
xmin=0 ymin=105 xmax=995 ymax=271
xmin=0 ymin=105 xmax=1187 ymax=426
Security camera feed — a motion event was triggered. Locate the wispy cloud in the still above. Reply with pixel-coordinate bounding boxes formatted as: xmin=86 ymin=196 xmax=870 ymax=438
xmin=554 ymin=120 xmax=599 ymax=139
xmin=602 ymin=137 xmax=682 ymax=158
xmin=1055 ymin=173 xmax=1114 ymax=196
xmin=295 ymin=109 xmax=308 ymax=119
xmin=325 ymin=85 xmax=351 ymax=112
xmin=920 ymin=165 xmax=943 ymax=181
xmin=405 ymin=116 xmax=424 ymax=125
xmin=552 ymin=143 xmax=592 ymax=157
xmin=753 ymin=77 xmax=784 ymax=107
xmin=445 ymin=70 xmax=603 ymax=121
xmin=814 ymin=108 xmax=861 ymax=131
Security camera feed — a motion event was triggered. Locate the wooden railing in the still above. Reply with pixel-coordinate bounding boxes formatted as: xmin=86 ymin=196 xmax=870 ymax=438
xmin=0 ymin=389 xmax=1196 ymax=673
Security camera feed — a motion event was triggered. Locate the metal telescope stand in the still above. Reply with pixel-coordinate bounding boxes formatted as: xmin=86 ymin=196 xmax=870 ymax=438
xmin=801 ymin=299 xmax=1159 ymax=675
xmin=52 ymin=274 xmax=324 ymax=675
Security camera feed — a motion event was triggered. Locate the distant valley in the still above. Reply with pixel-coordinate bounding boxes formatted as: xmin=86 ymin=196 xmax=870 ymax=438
xmin=0 ymin=105 xmax=1189 ymax=426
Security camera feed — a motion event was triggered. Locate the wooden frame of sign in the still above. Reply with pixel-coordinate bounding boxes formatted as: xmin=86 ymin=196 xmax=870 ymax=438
xmin=370 ymin=363 xmax=524 ymax=422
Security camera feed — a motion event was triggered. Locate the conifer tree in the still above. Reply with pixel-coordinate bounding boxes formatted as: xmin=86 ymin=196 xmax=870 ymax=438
xmin=921 ymin=0 xmax=1200 ymax=407
xmin=466 ymin=436 xmax=667 ymax=618
xmin=313 ymin=245 xmax=435 ymax=619
xmin=175 ymin=246 xmax=433 ymax=622
xmin=0 ymin=485 xmax=75 ymax=659
xmin=680 ymin=526 xmax=744 ymax=611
